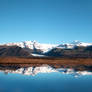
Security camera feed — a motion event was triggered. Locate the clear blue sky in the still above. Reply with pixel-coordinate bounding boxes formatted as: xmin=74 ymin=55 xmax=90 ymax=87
xmin=0 ymin=0 xmax=92 ymax=44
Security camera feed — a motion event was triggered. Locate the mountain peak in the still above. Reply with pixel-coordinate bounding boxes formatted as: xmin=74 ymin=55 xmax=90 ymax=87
xmin=71 ymin=40 xmax=82 ymax=45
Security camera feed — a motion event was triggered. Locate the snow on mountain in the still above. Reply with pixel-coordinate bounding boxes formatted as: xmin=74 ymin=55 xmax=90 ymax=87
xmin=1 ymin=41 xmax=58 ymax=53
xmin=57 ymin=41 xmax=92 ymax=49
xmin=71 ymin=40 xmax=92 ymax=46
xmin=0 ymin=40 xmax=92 ymax=54
xmin=31 ymin=53 xmax=46 ymax=57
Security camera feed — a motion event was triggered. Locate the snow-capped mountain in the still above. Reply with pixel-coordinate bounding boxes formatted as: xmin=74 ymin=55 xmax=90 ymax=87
xmin=0 ymin=40 xmax=92 ymax=56
xmin=57 ymin=40 xmax=92 ymax=49
xmin=0 ymin=65 xmax=92 ymax=77
xmin=71 ymin=40 xmax=92 ymax=46
xmin=1 ymin=41 xmax=58 ymax=53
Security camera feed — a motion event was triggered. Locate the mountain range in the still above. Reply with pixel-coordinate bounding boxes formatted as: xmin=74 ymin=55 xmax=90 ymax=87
xmin=0 ymin=40 xmax=92 ymax=58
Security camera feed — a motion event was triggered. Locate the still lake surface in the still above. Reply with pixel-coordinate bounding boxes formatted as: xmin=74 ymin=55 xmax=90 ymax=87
xmin=0 ymin=65 xmax=92 ymax=92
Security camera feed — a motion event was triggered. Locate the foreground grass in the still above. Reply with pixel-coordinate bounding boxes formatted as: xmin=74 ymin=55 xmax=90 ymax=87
xmin=0 ymin=57 xmax=92 ymax=66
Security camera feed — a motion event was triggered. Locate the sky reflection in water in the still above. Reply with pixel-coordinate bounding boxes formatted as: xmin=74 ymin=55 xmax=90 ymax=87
xmin=0 ymin=65 xmax=92 ymax=92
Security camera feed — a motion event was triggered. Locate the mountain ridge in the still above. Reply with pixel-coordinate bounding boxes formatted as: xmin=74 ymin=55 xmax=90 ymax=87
xmin=0 ymin=40 xmax=92 ymax=52
xmin=0 ymin=40 xmax=92 ymax=57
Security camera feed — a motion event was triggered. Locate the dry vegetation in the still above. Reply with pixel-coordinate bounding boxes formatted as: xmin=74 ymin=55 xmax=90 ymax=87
xmin=0 ymin=57 xmax=92 ymax=66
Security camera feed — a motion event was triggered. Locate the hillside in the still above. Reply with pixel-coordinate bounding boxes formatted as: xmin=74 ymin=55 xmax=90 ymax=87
xmin=0 ymin=46 xmax=31 ymax=57
xmin=46 ymin=46 xmax=92 ymax=58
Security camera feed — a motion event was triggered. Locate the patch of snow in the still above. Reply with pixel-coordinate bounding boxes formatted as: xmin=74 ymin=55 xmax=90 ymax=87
xmin=31 ymin=54 xmax=46 ymax=57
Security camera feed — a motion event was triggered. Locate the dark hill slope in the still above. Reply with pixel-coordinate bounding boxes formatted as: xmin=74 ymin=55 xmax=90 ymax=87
xmin=46 ymin=46 xmax=92 ymax=58
xmin=0 ymin=46 xmax=31 ymax=57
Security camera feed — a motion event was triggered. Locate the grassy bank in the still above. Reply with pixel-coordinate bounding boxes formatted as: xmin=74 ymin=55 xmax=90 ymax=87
xmin=0 ymin=57 xmax=92 ymax=66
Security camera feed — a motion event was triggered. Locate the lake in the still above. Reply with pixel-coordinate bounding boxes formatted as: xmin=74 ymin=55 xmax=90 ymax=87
xmin=0 ymin=64 xmax=92 ymax=92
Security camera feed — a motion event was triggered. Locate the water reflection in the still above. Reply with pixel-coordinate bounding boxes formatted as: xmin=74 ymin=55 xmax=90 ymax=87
xmin=0 ymin=64 xmax=92 ymax=77
xmin=0 ymin=64 xmax=92 ymax=92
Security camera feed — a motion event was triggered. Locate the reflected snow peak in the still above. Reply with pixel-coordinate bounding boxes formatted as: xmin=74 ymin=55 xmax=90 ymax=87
xmin=0 ymin=64 xmax=92 ymax=77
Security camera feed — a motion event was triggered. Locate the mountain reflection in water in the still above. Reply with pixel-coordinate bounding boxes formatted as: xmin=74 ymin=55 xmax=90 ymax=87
xmin=0 ymin=64 xmax=92 ymax=92
xmin=0 ymin=64 xmax=92 ymax=77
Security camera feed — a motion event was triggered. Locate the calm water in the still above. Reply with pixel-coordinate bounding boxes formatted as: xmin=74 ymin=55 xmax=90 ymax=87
xmin=0 ymin=65 xmax=92 ymax=92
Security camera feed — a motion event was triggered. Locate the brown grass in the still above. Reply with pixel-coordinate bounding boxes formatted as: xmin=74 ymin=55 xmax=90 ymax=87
xmin=0 ymin=57 xmax=92 ymax=66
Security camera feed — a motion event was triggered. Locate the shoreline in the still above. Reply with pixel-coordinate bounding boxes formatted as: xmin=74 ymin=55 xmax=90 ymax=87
xmin=0 ymin=57 xmax=92 ymax=71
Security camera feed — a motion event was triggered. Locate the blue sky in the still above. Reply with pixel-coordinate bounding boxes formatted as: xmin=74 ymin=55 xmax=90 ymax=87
xmin=0 ymin=0 xmax=92 ymax=44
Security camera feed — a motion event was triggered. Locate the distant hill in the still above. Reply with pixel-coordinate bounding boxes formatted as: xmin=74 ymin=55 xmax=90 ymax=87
xmin=0 ymin=46 xmax=31 ymax=57
xmin=46 ymin=46 xmax=92 ymax=58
